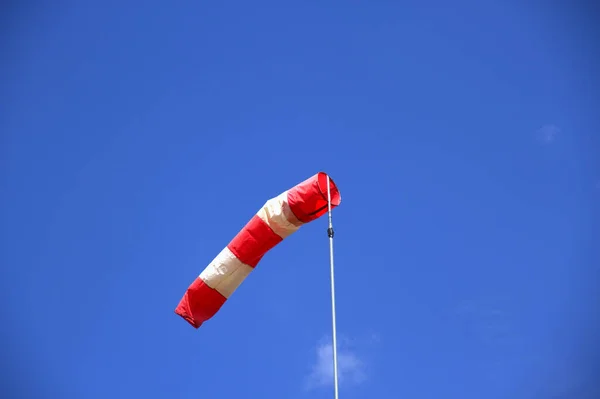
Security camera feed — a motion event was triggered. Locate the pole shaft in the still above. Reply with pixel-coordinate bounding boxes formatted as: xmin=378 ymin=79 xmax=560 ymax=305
xmin=326 ymin=175 xmax=340 ymax=399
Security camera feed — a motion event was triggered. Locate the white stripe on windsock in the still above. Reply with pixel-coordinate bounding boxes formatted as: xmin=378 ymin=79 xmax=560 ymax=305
xmin=256 ymin=191 xmax=302 ymax=239
xmin=199 ymin=247 xmax=253 ymax=299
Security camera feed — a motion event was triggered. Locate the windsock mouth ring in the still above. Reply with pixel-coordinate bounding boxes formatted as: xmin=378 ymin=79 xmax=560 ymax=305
xmin=317 ymin=172 xmax=341 ymax=206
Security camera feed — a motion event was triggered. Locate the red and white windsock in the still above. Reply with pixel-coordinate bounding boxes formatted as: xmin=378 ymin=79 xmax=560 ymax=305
xmin=174 ymin=172 xmax=342 ymax=328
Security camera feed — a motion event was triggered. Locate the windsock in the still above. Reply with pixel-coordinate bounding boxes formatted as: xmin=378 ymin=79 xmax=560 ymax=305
xmin=174 ymin=172 xmax=341 ymax=328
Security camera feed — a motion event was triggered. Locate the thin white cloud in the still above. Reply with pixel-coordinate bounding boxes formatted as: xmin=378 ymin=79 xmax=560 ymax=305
xmin=305 ymin=337 xmax=367 ymax=390
xmin=536 ymin=124 xmax=560 ymax=143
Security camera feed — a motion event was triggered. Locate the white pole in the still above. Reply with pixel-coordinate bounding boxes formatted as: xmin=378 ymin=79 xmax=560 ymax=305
xmin=326 ymin=175 xmax=340 ymax=399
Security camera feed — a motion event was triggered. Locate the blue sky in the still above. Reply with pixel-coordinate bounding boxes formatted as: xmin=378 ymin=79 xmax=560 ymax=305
xmin=1 ymin=1 xmax=599 ymax=398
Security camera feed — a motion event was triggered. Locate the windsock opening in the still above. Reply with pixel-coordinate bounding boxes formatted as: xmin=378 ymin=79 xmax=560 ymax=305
xmin=287 ymin=172 xmax=341 ymax=223
xmin=317 ymin=171 xmax=341 ymax=207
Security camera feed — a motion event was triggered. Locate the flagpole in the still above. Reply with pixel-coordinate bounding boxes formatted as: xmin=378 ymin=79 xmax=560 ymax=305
xmin=326 ymin=175 xmax=340 ymax=399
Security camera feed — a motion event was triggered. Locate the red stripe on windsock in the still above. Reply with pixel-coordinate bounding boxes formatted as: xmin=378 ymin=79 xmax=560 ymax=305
xmin=174 ymin=278 xmax=226 ymax=329
xmin=227 ymin=215 xmax=283 ymax=268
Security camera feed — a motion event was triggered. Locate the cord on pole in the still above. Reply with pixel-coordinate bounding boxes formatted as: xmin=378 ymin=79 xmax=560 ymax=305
xmin=326 ymin=175 xmax=340 ymax=399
